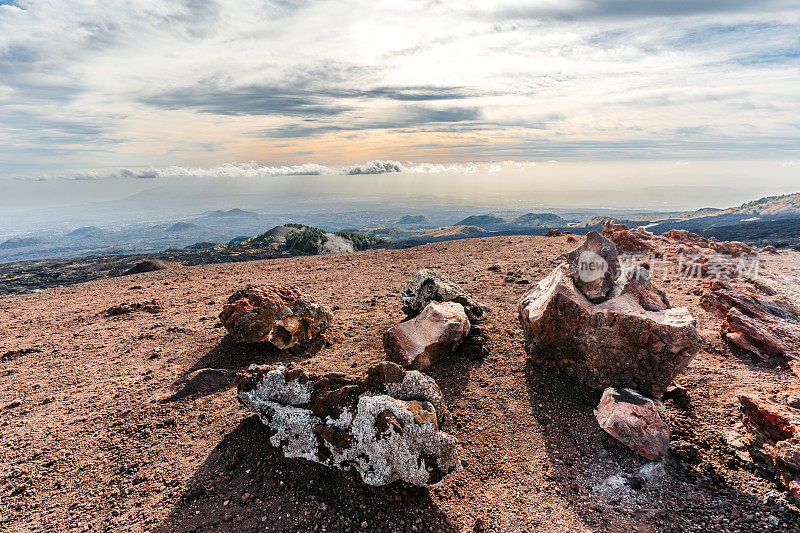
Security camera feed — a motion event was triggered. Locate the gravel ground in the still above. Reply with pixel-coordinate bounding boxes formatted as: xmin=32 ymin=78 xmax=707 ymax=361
xmin=1 ymin=234 xmax=798 ymax=532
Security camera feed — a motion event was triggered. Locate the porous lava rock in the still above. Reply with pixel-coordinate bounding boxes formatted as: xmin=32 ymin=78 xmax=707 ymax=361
xmin=739 ymin=393 xmax=800 ymax=503
xmin=617 ymin=266 xmax=670 ymax=312
xmin=518 ymin=263 xmax=700 ymax=398
xmin=236 ymin=362 xmax=461 ymax=486
xmin=400 ymin=268 xmax=486 ymax=323
xmin=383 ymin=301 xmax=470 ymax=370
xmin=566 ymin=230 xmax=620 ymax=303
xmin=220 ymin=285 xmax=333 ymax=348
xmin=595 ymin=387 xmax=670 ymax=461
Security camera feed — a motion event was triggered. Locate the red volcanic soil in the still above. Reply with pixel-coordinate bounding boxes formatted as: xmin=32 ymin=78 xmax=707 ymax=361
xmin=1 ymin=235 xmax=799 ymax=532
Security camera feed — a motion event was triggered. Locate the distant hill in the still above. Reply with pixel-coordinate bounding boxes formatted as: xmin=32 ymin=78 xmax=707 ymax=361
xmin=184 ymin=241 xmax=221 ymax=251
xmin=247 ymin=225 xmax=297 ymax=246
xmin=684 ymin=207 xmax=724 ymax=218
xmin=395 ymin=215 xmax=432 ymax=225
xmin=506 ymin=213 xmax=567 ymax=227
xmin=167 ymin=222 xmax=199 ymax=232
xmin=66 ymin=226 xmax=104 ymax=238
xmin=455 ymin=215 xmax=506 ymax=227
xmin=0 ymin=237 xmax=49 ymax=249
xmin=200 ymin=208 xmax=260 ymax=219
xmin=719 ymin=192 xmax=800 ymax=216
xmin=573 ymin=216 xmax=640 ymax=228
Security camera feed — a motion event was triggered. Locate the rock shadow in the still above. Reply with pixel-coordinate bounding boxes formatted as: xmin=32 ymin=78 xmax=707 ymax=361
xmin=157 ymin=415 xmax=457 ymax=532
xmin=522 ymin=360 xmax=799 ymax=532
xmin=163 ymin=335 xmax=326 ymax=402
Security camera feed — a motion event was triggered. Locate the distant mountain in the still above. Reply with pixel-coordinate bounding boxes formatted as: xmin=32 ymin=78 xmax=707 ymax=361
xmin=0 ymin=236 xmax=49 ymax=249
xmin=684 ymin=207 xmax=724 ymax=218
xmin=506 ymin=213 xmax=567 ymax=227
xmin=395 ymin=215 xmax=432 ymax=225
xmin=455 ymin=215 xmax=506 ymax=227
xmin=185 ymin=241 xmax=221 ymax=250
xmin=168 ymin=222 xmax=199 ymax=232
xmin=720 ymin=193 xmax=800 ymax=216
xmin=66 ymin=226 xmax=104 ymax=238
xmin=200 ymin=208 xmax=261 ymax=219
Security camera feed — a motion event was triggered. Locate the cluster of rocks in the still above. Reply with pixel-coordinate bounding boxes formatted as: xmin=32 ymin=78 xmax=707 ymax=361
xmin=384 ymin=268 xmax=486 ymax=370
xmin=739 ymin=393 xmax=800 ymax=503
xmin=518 ymin=231 xmax=702 ymax=459
xmin=702 ymin=279 xmax=800 ymax=378
xmin=602 ymin=220 xmax=757 ymax=259
xmin=219 ymin=269 xmax=486 ymax=486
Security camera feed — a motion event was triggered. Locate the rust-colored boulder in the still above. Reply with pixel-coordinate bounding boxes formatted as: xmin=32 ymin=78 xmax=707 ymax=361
xmin=618 ymin=266 xmax=670 ymax=312
xmin=739 ymin=394 xmax=800 ymax=503
xmin=236 ymin=362 xmax=460 ymax=486
xmin=595 ymin=388 xmax=670 ymax=461
xmin=566 ymin=231 xmax=619 ymax=303
xmin=220 ymin=285 xmax=333 ymax=348
xmin=518 ymin=264 xmax=700 ymax=398
xmin=383 ymin=301 xmax=470 ymax=370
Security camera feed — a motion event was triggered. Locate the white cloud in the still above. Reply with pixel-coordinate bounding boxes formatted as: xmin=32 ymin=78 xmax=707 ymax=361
xmin=0 ymin=1 xmax=799 ymax=174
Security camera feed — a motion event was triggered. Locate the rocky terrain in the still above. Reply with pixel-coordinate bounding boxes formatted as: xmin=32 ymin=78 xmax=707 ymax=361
xmin=2 ymin=233 xmax=800 ymax=532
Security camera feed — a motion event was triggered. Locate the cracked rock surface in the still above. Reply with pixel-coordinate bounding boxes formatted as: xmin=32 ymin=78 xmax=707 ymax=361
xmin=236 ymin=362 xmax=461 ymax=486
xmin=595 ymin=387 xmax=670 ymax=461
xmin=518 ymin=263 xmax=701 ymax=398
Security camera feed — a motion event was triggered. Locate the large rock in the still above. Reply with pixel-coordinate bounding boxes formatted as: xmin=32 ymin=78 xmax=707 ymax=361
xmin=702 ymin=280 xmax=800 ymax=378
xmin=566 ymin=231 xmax=620 ymax=303
xmin=220 ymin=285 xmax=333 ymax=348
xmin=518 ymin=264 xmax=700 ymax=398
xmin=400 ymin=268 xmax=486 ymax=323
xmin=595 ymin=388 xmax=670 ymax=461
xmin=739 ymin=394 xmax=800 ymax=503
xmin=383 ymin=301 xmax=470 ymax=370
xmin=236 ymin=362 xmax=461 ymax=486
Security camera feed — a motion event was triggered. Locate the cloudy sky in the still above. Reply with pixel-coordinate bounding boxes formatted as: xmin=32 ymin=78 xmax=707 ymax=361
xmin=1 ymin=0 xmax=799 ymax=179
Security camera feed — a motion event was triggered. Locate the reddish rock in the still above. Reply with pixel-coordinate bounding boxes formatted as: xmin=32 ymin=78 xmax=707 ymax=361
xmin=220 ymin=285 xmax=333 ymax=348
xmin=383 ymin=301 xmax=470 ymax=370
xmin=566 ymin=231 xmax=620 ymax=303
xmin=595 ymin=388 xmax=670 ymax=461
xmin=619 ymin=266 xmax=670 ymax=312
xmin=602 ymin=221 xmax=657 ymax=254
xmin=518 ymin=264 xmax=700 ymax=398
xmin=702 ymin=280 xmax=800 ymax=378
xmin=739 ymin=394 xmax=800 ymax=503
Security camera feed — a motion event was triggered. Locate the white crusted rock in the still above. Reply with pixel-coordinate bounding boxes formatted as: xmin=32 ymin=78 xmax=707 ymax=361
xmin=236 ymin=362 xmax=461 ymax=486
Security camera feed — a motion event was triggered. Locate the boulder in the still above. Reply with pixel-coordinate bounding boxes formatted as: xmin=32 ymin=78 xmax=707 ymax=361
xmin=739 ymin=394 xmax=800 ymax=503
xmin=400 ymin=268 xmax=486 ymax=323
xmin=595 ymin=388 xmax=670 ymax=461
xmin=518 ymin=264 xmax=700 ymax=398
xmin=566 ymin=231 xmax=620 ymax=303
xmin=383 ymin=301 xmax=470 ymax=370
xmin=236 ymin=362 xmax=461 ymax=486
xmin=220 ymin=285 xmax=333 ymax=348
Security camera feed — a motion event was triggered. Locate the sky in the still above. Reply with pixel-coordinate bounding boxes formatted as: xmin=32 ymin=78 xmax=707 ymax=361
xmin=0 ymin=0 xmax=799 ymax=201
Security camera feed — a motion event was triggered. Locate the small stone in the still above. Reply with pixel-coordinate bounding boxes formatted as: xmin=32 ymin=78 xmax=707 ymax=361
xmin=595 ymin=388 xmax=670 ymax=461
xmin=566 ymin=231 xmax=619 ymax=303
